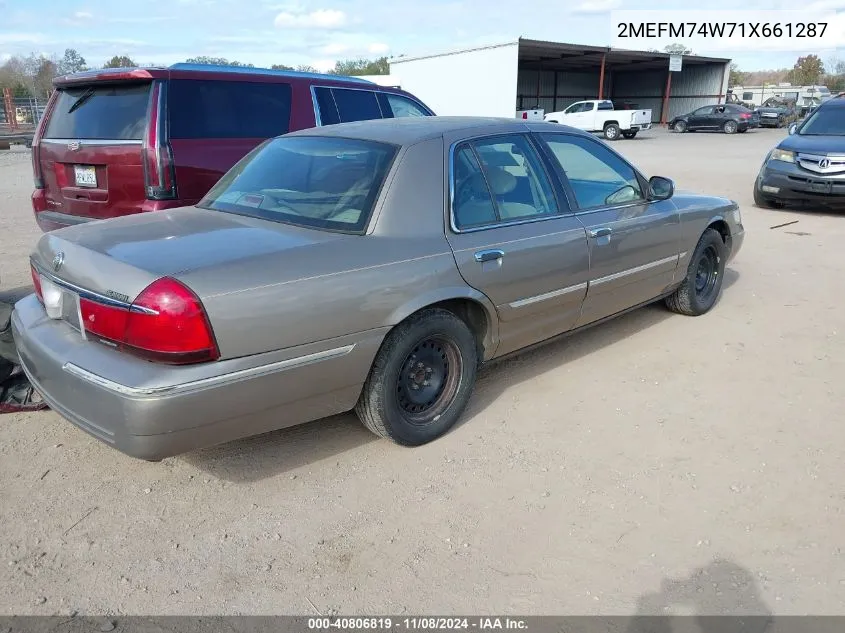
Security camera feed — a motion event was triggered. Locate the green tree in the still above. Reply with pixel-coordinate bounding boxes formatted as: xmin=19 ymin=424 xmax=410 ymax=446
xmin=58 ymin=48 xmax=87 ymax=75
xmin=788 ymin=54 xmax=824 ymax=85
xmin=103 ymin=55 xmax=138 ymax=68
xmin=664 ymin=43 xmax=692 ymax=55
xmin=729 ymin=63 xmax=747 ymax=87
xmin=271 ymin=64 xmax=294 ymax=70
xmin=295 ymin=64 xmax=318 ymax=73
xmin=185 ymin=56 xmax=254 ymax=67
xmin=330 ymin=56 xmax=389 ymax=76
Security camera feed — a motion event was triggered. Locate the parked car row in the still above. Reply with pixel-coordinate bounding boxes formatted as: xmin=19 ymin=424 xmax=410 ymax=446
xmin=8 ymin=64 xmax=749 ymax=459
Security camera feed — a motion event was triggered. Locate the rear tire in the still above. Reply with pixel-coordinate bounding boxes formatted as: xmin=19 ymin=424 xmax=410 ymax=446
xmin=355 ymin=308 xmax=478 ymax=446
xmin=723 ymin=120 xmax=738 ymax=134
xmin=665 ymin=228 xmax=726 ymax=317
xmin=603 ymin=123 xmax=621 ymax=141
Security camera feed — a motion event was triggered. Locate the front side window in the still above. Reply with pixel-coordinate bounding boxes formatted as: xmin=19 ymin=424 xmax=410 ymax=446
xmin=383 ymin=93 xmax=430 ymax=118
xmin=451 ymin=134 xmax=558 ymax=229
xmin=540 ymin=133 xmax=643 ymax=209
xmin=168 ymin=79 xmax=292 ymax=139
xmin=198 ymin=136 xmax=396 ymax=232
xmin=564 ymin=102 xmax=584 ymax=114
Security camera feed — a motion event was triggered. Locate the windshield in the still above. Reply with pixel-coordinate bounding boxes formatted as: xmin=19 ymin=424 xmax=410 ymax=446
xmin=799 ymin=108 xmax=845 ymax=135
xmin=198 ymin=135 xmax=398 ymax=232
xmin=44 ymin=83 xmax=151 ymax=140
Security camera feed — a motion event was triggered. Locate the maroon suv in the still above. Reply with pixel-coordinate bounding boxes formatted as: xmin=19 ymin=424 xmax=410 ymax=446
xmin=30 ymin=63 xmax=435 ymax=232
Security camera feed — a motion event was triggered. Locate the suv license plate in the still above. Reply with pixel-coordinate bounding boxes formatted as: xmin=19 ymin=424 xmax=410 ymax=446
xmin=74 ymin=165 xmax=97 ymax=188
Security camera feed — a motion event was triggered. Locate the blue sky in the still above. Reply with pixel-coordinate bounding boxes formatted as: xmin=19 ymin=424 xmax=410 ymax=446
xmin=0 ymin=0 xmax=842 ymax=72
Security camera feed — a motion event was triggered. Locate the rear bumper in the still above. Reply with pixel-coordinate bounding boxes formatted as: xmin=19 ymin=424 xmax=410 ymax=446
xmin=758 ymin=161 xmax=845 ymax=206
xmin=12 ymin=295 xmax=385 ymax=460
xmin=630 ymin=123 xmax=652 ymax=131
xmin=32 ymin=197 xmax=197 ymax=232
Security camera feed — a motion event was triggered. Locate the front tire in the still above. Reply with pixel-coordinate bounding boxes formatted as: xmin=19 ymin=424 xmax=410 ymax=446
xmin=603 ymin=123 xmax=621 ymax=141
xmin=355 ymin=308 xmax=478 ymax=446
xmin=665 ymin=228 xmax=727 ymax=316
xmin=672 ymin=120 xmax=687 ymax=133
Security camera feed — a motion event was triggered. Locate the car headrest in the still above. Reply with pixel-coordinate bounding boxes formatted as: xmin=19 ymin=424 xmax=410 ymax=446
xmin=479 ymin=167 xmax=517 ymax=196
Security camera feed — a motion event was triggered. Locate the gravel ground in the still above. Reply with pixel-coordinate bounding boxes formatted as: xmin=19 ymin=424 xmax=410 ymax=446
xmin=0 ymin=128 xmax=844 ymax=617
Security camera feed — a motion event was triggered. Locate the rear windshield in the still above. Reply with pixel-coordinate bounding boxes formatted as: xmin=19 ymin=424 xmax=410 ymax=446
xmin=198 ymin=136 xmax=397 ymax=233
xmin=799 ymin=108 xmax=845 ymax=135
xmin=44 ymin=83 xmax=150 ymax=140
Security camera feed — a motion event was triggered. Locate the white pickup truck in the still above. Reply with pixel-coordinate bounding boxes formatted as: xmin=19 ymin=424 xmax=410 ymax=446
xmin=543 ymin=100 xmax=653 ymax=141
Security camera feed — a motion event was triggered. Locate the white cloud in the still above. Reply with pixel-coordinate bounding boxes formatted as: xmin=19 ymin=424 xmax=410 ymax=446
xmin=805 ymin=0 xmax=845 ymax=9
xmin=368 ymin=42 xmax=390 ymax=54
xmin=274 ymin=8 xmax=347 ymax=29
xmin=73 ymin=10 xmax=94 ymax=19
xmin=321 ymin=42 xmax=350 ymax=55
xmin=571 ymin=0 xmax=621 ymax=14
xmin=311 ymin=58 xmax=336 ymax=72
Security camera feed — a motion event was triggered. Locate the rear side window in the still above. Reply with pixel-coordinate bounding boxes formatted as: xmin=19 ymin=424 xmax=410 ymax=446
xmin=44 ymin=83 xmax=151 ymax=140
xmin=168 ymin=79 xmax=292 ymax=139
xmin=313 ymin=87 xmax=383 ymax=125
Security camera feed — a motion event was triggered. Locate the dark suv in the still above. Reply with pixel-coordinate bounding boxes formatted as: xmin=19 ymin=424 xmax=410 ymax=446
xmin=30 ymin=63 xmax=434 ymax=232
xmin=754 ymin=95 xmax=845 ymax=210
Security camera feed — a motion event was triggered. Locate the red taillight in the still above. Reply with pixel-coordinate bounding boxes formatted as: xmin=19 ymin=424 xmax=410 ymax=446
xmin=30 ymin=264 xmax=43 ymax=303
xmin=143 ymin=82 xmax=177 ymax=201
xmin=740 ymin=113 xmax=751 ymax=119
xmin=81 ymin=277 xmax=218 ymax=365
xmin=32 ymin=139 xmax=44 ymax=189
xmin=80 ymin=298 xmax=130 ymax=345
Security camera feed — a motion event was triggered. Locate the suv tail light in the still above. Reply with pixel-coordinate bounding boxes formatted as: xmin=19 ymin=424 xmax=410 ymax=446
xmin=32 ymin=139 xmax=44 ymax=189
xmin=143 ymin=82 xmax=177 ymax=201
xmin=30 ymin=263 xmax=43 ymax=304
xmin=80 ymin=277 xmax=219 ymax=365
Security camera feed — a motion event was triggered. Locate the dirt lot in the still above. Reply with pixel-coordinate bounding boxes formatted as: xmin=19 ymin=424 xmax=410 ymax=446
xmin=1 ymin=128 xmax=844 ymax=617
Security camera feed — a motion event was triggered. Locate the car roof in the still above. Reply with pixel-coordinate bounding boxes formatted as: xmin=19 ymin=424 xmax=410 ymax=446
xmin=53 ymin=63 xmax=376 ymax=88
xmin=285 ymin=116 xmax=591 ymax=145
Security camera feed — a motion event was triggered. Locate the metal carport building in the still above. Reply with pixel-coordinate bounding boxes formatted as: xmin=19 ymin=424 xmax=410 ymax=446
xmin=390 ymin=38 xmax=732 ymax=124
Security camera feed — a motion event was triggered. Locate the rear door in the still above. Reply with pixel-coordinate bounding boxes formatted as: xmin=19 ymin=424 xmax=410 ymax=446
xmin=37 ymin=82 xmax=151 ymax=221
xmin=537 ymin=131 xmax=681 ymax=328
xmin=444 ymin=132 xmax=590 ymax=357
xmin=166 ymin=78 xmax=293 ymax=205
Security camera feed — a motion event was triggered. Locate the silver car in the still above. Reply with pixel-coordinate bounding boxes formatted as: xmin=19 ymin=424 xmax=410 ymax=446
xmin=13 ymin=117 xmax=745 ymax=460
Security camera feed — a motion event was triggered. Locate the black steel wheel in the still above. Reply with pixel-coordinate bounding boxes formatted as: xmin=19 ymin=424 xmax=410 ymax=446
xmin=665 ymin=228 xmax=727 ymax=316
xmin=355 ymin=308 xmax=478 ymax=446
xmin=396 ymin=336 xmax=462 ymax=424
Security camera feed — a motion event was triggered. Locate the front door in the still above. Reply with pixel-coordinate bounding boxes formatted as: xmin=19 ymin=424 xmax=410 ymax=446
xmin=445 ymin=132 xmax=590 ymax=357
xmin=688 ymin=106 xmax=715 ymax=129
xmin=536 ymin=131 xmax=681 ymax=328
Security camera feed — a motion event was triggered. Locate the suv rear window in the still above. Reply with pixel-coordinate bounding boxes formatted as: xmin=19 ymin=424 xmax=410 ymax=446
xmin=199 ymin=136 xmax=397 ymax=232
xmin=44 ymin=83 xmax=151 ymax=140
xmin=168 ymin=79 xmax=292 ymax=139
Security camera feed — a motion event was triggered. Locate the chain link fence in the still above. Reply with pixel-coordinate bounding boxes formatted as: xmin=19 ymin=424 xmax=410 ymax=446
xmin=1 ymin=93 xmax=49 ymax=134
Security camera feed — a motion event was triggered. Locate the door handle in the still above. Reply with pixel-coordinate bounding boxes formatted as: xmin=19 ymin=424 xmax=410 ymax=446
xmin=588 ymin=227 xmax=612 ymax=238
xmin=474 ymin=249 xmax=505 ymax=263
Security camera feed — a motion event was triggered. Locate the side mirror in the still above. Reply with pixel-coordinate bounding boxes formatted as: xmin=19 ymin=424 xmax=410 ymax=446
xmin=788 ymin=122 xmax=798 ymax=135
xmin=647 ymin=176 xmax=674 ymax=201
